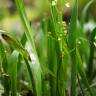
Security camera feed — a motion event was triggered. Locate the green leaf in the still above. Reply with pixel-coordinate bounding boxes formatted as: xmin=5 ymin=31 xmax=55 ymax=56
xmin=15 ymin=0 xmax=42 ymax=96
xmin=87 ymin=27 xmax=96 ymax=81
xmin=8 ymin=50 xmax=19 ymax=96
xmin=81 ymin=0 xmax=94 ymax=26
xmin=0 ymin=40 xmax=9 ymax=96
xmin=77 ymin=21 xmax=90 ymax=63
xmin=68 ymin=0 xmax=78 ymax=96
xmin=17 ymin=33 xmax=27 ymax=73
xmin=0 ymin=40 xmax=8 ymax=73
xmin=56 ymin=0 xmax=69 ymax=95
xmin=76 ymin=49 xmax=93 ymax=96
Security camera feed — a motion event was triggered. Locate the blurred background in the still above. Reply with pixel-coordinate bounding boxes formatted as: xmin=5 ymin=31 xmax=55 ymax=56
xmin=0 ymin=0 xmax=96 ymax=34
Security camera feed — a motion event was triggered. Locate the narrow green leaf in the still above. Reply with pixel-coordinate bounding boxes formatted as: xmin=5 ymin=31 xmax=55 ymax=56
xmin=0 ymin=40 xmax=8 ymax=73
xmin=68 ymin=0 xmax=78 ymax=96
xmin=58 ymin=0 xmax=63 ymax=36
xmin=81 ymin=0 xmax=94 ymax=26
xmin=77 ymin=74 xmax=85 ymax=96
xmin=76 ymin=49 xmax=93 ymax=96
xmin=15 ymin=0 xmax=36 ymax=51
xmin=0 ymin=40 xmax=9 ymax=96
xmin=47 ymin=35 xmax=57 ymax=96
xmin=17 ymin=33 xmax=27 ymax=78
xmin=15 ymin=0 xmax=42 ymax=96
xmin=47 ymin=1 xmax=58 ymax=96
xmin=87 ymin=28 xmax=96 ymax=81
xmin=77 ymin=21 xmax=90 ymax=63
xmin=8 ymin=50 xmax=19 ymax=96
xmin=56 ymin=0 xmax=69 ymax=95
xmin=24 ymin=58 xmax=37 ymax=96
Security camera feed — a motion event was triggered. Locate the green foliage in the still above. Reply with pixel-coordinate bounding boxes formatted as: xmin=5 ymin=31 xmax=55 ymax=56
xmin=68 ymin=0 xmax=78 ymax=95
xmin=15 ymin=0 xmax=42 ymax=96
xmin=0 ymin=0 xmax=96 ymax=96
xmin=8 ymin=51 xmax=19 ymax=96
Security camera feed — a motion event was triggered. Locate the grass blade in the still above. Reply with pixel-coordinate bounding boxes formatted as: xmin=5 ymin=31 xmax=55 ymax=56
xmin=56 ymin=0 xmax=69 ymax=96
xmin=68 ymin=0 xmax=78 ymax=96
xmin=77 ymin=21 xmax=90 ymax=63
xmin=0 ymin=30 xmax=41 ymax=96
xmin=87 ymin=28 xmax=96 ymax=81
xmin=76 ymin=49 xmax=93 ymax=96
xmin=47 ymin=1 xmax=58 ymax=96
xmin=0 ymin=40 xmax=9 ymax=96
xmin=8 ymin=50 xmax=19 ymax=96
xmin=81 ymin=0 xmax=94 ymax=26
xmin=15 ymin=0 xmax=42 ymax=96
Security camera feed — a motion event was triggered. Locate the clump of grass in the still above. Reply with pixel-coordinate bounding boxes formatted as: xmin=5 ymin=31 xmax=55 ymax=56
xmin=0 ymin=0 xmax=96 ymax=96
